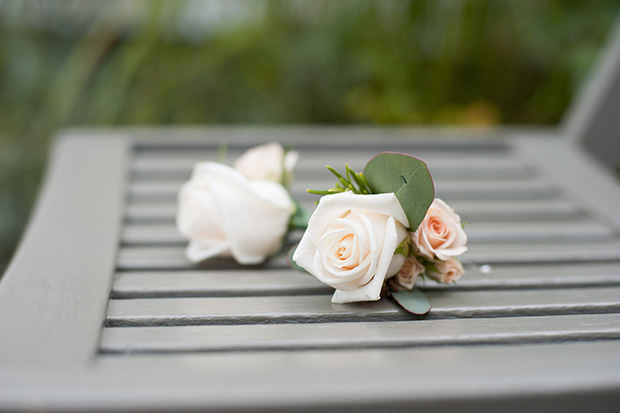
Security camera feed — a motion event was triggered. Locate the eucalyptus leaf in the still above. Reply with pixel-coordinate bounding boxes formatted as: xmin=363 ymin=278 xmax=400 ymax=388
xmin=391 ymin=288 xmax=431 ymax=315
xmin=363 ymin=152 xmax=434 ymax=231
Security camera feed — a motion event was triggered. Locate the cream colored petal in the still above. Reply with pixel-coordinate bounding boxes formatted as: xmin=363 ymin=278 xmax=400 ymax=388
xmin=185 ymin=239 xmax=231 ymax=263
xmin=306 ymin=192 xmax=409 ymax=244
xmin=331 ymin=216 xmax=401 ymax=304
xmin=233 ymin=142 xmax=284 ymax=182
xmin=203 ymin=163 xmax=292 ymax=264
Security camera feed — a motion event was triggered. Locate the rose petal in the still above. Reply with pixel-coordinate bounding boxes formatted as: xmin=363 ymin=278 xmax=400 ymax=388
xmin=200 ymin=165 xmax=292 ymax=264
xmin=331 ymin=216 xmax=402 ymax=303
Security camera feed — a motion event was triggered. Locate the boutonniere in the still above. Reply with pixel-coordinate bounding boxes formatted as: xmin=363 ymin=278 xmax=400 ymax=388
xmin=176 ymin=142 xmax=302 ymax=265
xmin=292 ymin=152 xmax=468 ymax=314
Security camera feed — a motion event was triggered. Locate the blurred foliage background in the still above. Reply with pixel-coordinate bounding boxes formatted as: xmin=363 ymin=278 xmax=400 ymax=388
xmin=0 ymin=0 xmax=619 ymax=273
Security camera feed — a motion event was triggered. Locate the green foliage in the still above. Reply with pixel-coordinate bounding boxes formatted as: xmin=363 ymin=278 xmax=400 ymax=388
xmin=307 ymin=164 xmax=370 ymax=196
xmin=364 ymin=152 xmax=434 ymax=231
xmin=0 ymin=0 xmax=619 ymax=273
xmin=289 ymin=200 xmax=312 ymax=230
xmin=391 ymin=288 xmax=431 ymax=315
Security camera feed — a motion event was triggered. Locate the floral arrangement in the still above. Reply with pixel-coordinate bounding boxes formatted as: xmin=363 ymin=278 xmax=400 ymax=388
xmin=177 ymin=144 xmax=467 ymax=314
xmin=292 ymin=152 xmax=467 ymax=314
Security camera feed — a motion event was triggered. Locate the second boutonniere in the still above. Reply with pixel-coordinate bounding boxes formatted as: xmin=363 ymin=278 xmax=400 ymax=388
xmin=292 ymin=152 xmax=468 ymax=314
xmin=177 ymin=142 xmax=300 ymax=265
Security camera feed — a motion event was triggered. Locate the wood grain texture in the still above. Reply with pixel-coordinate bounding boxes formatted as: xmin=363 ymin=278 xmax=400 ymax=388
xmin=0 ymin=135 xmax=130 ymax=366
xmin=2 ymin=125 xmax=620 ymax=412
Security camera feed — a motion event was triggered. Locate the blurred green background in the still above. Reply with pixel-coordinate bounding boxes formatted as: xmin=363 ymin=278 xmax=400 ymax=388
xmin=0 ymin=0 xmax=619 ymax=273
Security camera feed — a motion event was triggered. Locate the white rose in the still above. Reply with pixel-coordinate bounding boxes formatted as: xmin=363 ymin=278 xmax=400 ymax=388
xmin=233 ymin=142 xmax=299 ymax=185
xmin=177 ymin=162 xmax=293 ymax=265
xmin=413 ymin=198 xmax=467 ymax=261
xmin=395 ymin=255 xmax=425 ymax=290
xmin=427 ymin=258 xmax=464 ymax=284
xmin=293 ymin=192 xmax=409 ymax=303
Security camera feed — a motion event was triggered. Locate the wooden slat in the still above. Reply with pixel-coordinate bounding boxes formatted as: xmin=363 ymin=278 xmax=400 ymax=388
xmin=515 ymin=139 xmax=620 ymax=230
xmin=461 ymin=219 xmax=614 ymax=242
xmin=100 ymin=313 xmax=620 ymax=353
xmin=110 ymin=262 xmax=620 ymax=299
xmin=106 ymin=286 xmax=620 ymax=327
xmin=0 ymin=340 xmax=617 ymax=412
xmin=0 ymin=136 xmax=130 ymax=366
xmin=132 ymin=150 xmax=529 ymax=178
xmin=125 ymin=198 xmax=584 ymax=223
xmin=120 ymin=219 xmax=615 ymax=245
xmin=116 ymin=240 xmax=620 ymax=271
xmin=461 ymin=240 xmax=620 ymax=263
xmin=117 ymin=246 xmax=291 ymax=271
xmin=111 ymin=269 xmax=332 ymax=298
xmin=127 ymin=177 xmax=556 ymax=202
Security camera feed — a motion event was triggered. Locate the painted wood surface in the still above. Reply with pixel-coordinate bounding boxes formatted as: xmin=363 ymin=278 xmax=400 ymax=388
xmin=101 ymin=313 xmax=620 ymax=353
xmin=4 ymin=15 xmax=620 ymax=409
xmin=120 ymin=219 xmax=614 ymax=245
xmin=116 ymin=240 xmax=620 ymax=271
xmin=126 ymin=198 xmax=583 ymax=223
xmin=0 ymin=136 xmax=130 ymax=366
xmin=111 ymin=262 xmax=620 ymax=300
xmin=1 ymin=126 xmax=620 ymax=412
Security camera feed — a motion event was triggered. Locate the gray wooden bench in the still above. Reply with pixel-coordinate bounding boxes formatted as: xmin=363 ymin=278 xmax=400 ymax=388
xmin=2 ymin=22 xmax=620 ymax=413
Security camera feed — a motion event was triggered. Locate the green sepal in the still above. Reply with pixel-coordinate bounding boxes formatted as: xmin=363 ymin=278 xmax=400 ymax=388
xmin=424 ymin=261 xmax=440 ymax=274
xmin=394 ymin=238 xmax=411 ymax=257
xmin=390 ymin=288 xmax=431 ymax=315
xmin=289 ymin=201 xmax=312 ymax=230
xmin=363 ymin=152 xmax=435 ymax=232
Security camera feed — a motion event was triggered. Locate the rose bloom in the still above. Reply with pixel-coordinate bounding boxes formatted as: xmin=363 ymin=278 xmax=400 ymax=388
xmin=293 ymin=192 xmax=409 ymax=303
xmin=234 ymin=142 xmax=299 ymax=185
xmin=426 ymin=258 xmax=465 ymax=284
xmin=395 ymin=255 xmax=425 ymax=290
xmin=413 ymin=198 xmax=467 ymax=261
xmin=177 ymin=162 xmax=293 ymax=265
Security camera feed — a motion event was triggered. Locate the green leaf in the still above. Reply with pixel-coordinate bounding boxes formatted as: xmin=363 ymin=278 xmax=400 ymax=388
xmin=288 ymin=244 xmax=309 ymax=274
xmin=393 ymin=237 xmax=411 ymax=257
xmin=391 ymin=288 xmax=431 ymax=315
xmin=363 ymin=152 xmax=435 ymax=231
xmin=289 ymin=201 xmax=312 ymax=230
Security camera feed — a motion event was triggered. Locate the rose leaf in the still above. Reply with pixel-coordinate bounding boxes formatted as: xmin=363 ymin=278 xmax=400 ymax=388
xmin=363 ymin=152 xmax=435 ymax=231
xmin=391 ymin=288 xmax=431 ymax=315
